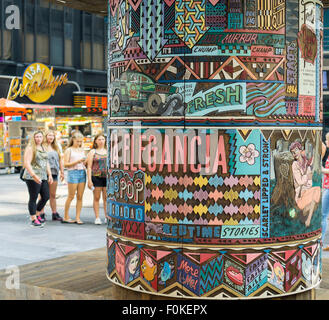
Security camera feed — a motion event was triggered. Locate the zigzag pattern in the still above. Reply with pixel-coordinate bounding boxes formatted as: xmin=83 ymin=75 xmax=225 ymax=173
xmin=228 ymin=130 xmax=237 ymax=175
xmin=200 ymin=256 xmax=224 ymax=295
xmin=146 ymin=171 xmax=261 ymax=224
xmin=205 ymin=0 xmax=227 ymax=30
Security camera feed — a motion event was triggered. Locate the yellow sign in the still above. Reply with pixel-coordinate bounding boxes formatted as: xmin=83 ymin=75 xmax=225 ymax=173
xmin=10 ymin=147 xmax=21 ymax=164
xmin=7 ymin=63 xmax=68 ymax=103
xmin=0 ymin=152 xmax=4 ymax=164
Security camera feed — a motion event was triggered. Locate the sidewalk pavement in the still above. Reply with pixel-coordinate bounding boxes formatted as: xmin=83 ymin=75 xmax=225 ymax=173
xmin=0 ymin=173 xmax=106 ymax=270
xmin=0 ymin=175 xmax=95 ymax=208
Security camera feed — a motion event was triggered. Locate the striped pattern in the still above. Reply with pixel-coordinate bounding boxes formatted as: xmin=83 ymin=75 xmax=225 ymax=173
xmin=246 ymin=83 xmax=286 ymax=117
xmin=257 ymin=0 xmax=285 ymax=30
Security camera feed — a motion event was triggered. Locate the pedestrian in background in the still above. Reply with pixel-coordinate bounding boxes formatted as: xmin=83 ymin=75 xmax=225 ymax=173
xmin=322 ymin=132 xmax=329 ymax=251
xmin=86 ymin=133 xmax=107 ymax=225
xmin=55 ymin=131 xmax=64 ymax=154
xmin=63 ymin=132 xmax=86 ymax=224
xmin=23 ymin=131 xmax=53 ymax=227
xmin=39 ymin=130 xmax=64 ymax=222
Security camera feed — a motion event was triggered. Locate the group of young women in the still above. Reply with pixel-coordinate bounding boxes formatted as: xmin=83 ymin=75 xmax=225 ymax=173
xmin=23 ymin=130 xmax=107 ymax=227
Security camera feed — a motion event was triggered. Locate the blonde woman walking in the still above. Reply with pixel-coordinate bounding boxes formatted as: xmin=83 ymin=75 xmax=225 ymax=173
xmin=39 ymin=130 xmax=64 ymax=222
xmin=23 ymin=131 xmax=53 ymax=227
xmin=86 ymin=133 xmax=107 ymax=225
xmin=63 ymin=132 xmax=87 ymax=224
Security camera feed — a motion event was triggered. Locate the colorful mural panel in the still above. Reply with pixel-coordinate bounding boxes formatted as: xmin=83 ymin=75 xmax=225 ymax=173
xmin=107 ymin=127 xmax=322 ymax=244
xmin=109 ymin=0 xmax=322 ymax=123
xmin=106 ymin=234 xmax=321 ymax=298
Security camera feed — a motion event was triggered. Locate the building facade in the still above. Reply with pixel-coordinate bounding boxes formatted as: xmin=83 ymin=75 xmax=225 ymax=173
xmin=0 ymin=0 xmax=107 ymax=92
xmin=0 ymin=0 xmax=107 ymax=168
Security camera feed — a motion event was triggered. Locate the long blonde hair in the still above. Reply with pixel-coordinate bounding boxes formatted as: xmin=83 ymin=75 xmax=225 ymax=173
xmin=44 ymin=130 xmax=61 ymax=158
xmin=68 ymin=131 xmax=84 ymax=148
xmin=26 ymin=130 xmax=44 ymax=165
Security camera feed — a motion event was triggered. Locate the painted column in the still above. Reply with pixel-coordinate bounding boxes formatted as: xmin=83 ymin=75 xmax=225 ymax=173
xmin=107 ymin=0 xmax=323 ymax=298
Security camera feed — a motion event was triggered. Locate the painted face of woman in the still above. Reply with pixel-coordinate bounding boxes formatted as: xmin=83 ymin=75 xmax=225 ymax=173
xmin=291 ymin=147 xmax=301 ymax=160
xmin=128 ymin=255 xmax=139 ymax=275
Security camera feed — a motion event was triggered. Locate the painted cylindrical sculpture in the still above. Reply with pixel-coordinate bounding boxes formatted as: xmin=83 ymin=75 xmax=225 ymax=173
xmin=107 ymin=0 xmax=323 ymax=298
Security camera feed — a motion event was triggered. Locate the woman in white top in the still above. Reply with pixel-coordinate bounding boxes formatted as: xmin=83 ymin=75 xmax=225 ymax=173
xmin=63 ymin=132 xmax=87 ymax=224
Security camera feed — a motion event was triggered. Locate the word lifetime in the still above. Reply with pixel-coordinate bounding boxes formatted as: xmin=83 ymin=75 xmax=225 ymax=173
xmin=110 ymin=129 xmax=228 ymax=175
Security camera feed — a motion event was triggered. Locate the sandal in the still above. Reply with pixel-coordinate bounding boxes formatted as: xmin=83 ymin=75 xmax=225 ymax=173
xmin=75 ymin=220 xmax=84 ymax=225
xmin=61 ymin=219 xmax=75 ymax=224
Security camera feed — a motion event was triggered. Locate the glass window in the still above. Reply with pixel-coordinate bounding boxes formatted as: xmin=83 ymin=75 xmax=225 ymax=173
xmin=37 ymin=1 xmax=49 ymax=34
xmin=324 ymin=9 xmax=329 ymax=52
xmin=36 ymin=36 xmax=49 ymax=63
xmin=81 ymin=12 xmax=91 ymax=69
xmin=64 ymin=7 xmax=73 ymax=67
xmin=51 ymin=37 xmax=63 ymax=66
xmin=324 ymin=71 xmax=328 ymax=91
xmin=36 ymin=0 xmax=49 ymax=63
xmin=39 ymin=0 xmax=49 ymax=7
xmin=51 ymin=4 xmax=64 ymax=36
xmin=50 ymin=3 xmax=64 ymax=66
xmin=93 ymin=16 xmax=105 ymax=70
xmin=24 ymin=0 xmax=35 ymax=62
xmin=0 ymin=0 xmax=15 ymax=60
xmin=323 ymin=94 xmax=329 ymax=135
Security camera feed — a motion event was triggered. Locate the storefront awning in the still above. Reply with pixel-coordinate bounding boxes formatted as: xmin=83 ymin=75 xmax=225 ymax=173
xmin=0 ymin=98 xmax=27 ymax=115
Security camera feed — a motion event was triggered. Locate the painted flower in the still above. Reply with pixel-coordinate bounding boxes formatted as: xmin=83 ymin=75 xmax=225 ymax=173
xmin=239 ymin=144 xmax=259 ymax=165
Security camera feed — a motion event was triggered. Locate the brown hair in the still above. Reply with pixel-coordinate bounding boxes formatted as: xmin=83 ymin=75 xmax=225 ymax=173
xmin=289 ymin=141 xmax=312 ymax=171
xmin=92 ymin=133 xmax=107 ymax=149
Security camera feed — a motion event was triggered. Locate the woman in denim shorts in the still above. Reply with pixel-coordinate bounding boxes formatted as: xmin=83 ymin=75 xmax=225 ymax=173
xmin=63 ymin=132 xmax=87 ymax=224
xmin=86 ymin=133 xmax=107 ymax=225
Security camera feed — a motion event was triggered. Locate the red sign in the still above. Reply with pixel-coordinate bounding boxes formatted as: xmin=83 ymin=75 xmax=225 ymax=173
xmin=297 ymin=24 xmax=317 ymax=64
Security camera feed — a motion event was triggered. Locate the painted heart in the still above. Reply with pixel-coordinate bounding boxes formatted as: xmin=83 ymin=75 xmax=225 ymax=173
xmin=208 ymin=0 xmax=220 ymax=5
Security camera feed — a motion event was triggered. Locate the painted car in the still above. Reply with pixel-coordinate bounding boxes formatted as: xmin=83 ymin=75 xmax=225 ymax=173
xmin=111 ymin=71 xmax=183 ymax=115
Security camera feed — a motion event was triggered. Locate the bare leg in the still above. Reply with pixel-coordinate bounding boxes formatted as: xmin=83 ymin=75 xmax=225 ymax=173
xmin=75 ymin=182 xmax=86 ymax=222
xmin=49 ymin=181 xmax=58 ymax=213
xmin=64 ymin=183 xmax=78 ymax=220
xmin=305 ymin=200 xmax=316 ymax=227
xmin=93 ymin=188 xmax=102 ymax=219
